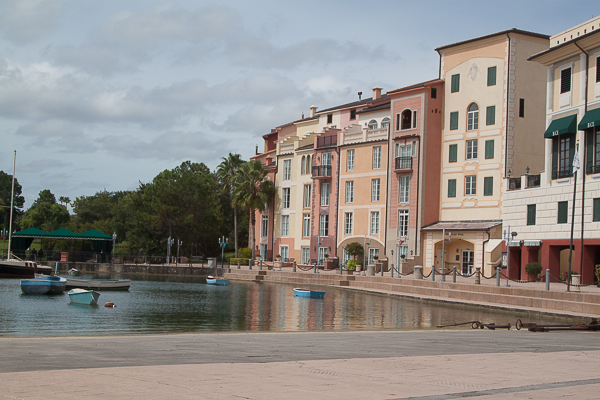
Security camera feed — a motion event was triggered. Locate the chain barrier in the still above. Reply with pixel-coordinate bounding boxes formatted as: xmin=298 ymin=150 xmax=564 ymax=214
xmin=296 ymin=264 xmax=315 ymax=271
xmin=422 ymin=269 xmax=432 ymax=278
xmin=480 ymin=270 xmax=497 ymax=279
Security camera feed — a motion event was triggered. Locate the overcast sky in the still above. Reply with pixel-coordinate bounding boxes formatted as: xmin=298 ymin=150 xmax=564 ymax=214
xmin=0 ymin=0 xmax=596 ymax=209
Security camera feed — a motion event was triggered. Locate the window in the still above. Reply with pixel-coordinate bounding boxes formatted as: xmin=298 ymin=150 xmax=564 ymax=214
xmin=373 ymin=146 xmax=381 ymax=169
xmin=320 ymin=182 xmax=330 ymax=206
xmin=260 ymin=244 xmax=267 ymax=260
xmin=319 ymin=214 xmax=329 ymax=237
xmin=597 ymin=57 xmax=600 ymax=83
xmin=395 ymin=144 xmax=412 ymax=169
xmin=342 ymin=247 xmax=351 ymax=266
xmin=451 ymin=74 xmax=460 ymax=93
xmin=487 ymin=66 xmax=497 ymax=86
xmin=448 ymin=179 xmax=456 ymax=198
xmin=591 ymin=126 xmax=600 ymax=174
xmin=560 ymin=136 xmax=573 ymax=178
xmin=368 ymin=119 xmax=378 ymax=130
xmin=306 ymin=155 xmax=311 ymax=173
xmin=465 ymin=175 xmax=476 ymax=195
xmin=370 ymin=211 xmax=380 ymax=235
xmin=301 ymin=247 xmax=310 ymax=265
xmin=346 ymin=149 xmax=354 ymax=172
xmin=350 ymin=109 xmax=356 ymax=120
xmin=485 ymin=140 xmax=494 ymax=159
xmin=519 ymin=98 xmax=525 ymax=118
xmin=399 ymin=245 xmax=409 ymax=261
xmin=283 ymin=159 xmax=291 ymax=181
xmin=372 ymin=179 xmax=380 ymax=202
xmin=344 ymin=212 xmax=353 ymax=235
xmin=301 ymin=155 xmax=311 ymax=175
xmin=327 ymin=113 xmax=333 ymax=124
xmin=303 ymin=184 xmax=311 ymax=208
xmin=466 ymin=139 xmax=478 ymax=159
xmin=281 ymin=215 xmax=289 ymax=236
xmin=560 ymin=67 xmax=571 ymax=94
xmin=381 ymin=117 xmax=390 ymax=129
xmin=346 ymin=181 xmax=354 ymax=203
xmin=282 ymin=188 xmax=290 ymax=209
xmin=301 ymin=156 xmax=305 ymax=175
xmin=527 ymin=204 xmax=536 ymax=226
xmin=449 ymin=144 xmax=458 ymax=163
xmin=431 ymin=87 xmax=437 ymax=98
xmin=368 ymin=248 xmax=379 ymax=265
xmin=261 ymin=215 xmax=268 ymax=237
xmin=558 ymin=201 xmax=568 ymax=224
xmin=594 ymin=198 xmax=600 ymax=222
xmin=467 ymin=103 xmax=479 ymax=131
xmin=486 ymin=105 xmax=495 ymax=126
xmin=279 ymin=246 xmax=289 ymax=262
xmin=450 ymin=111 xmax=459 ymax=130
xmin=483 ymin=177 xmax=493 ymax=196
xmin=318 ymin=247 xmax=327 ymax=265
xmin=552 ymin=134 xmax=575 ymax=179
xmin=400 ymin=109 xmax=417 ymax=130
xmin=322 ymin=152 xmax=331 ymax=167
xmin=398 ymin=209 xmax=409 ymax=237
xmin=303 ymin=214 xmax=310 ymax=237
xmin=399 ymin=175 xmax=410 ymax=203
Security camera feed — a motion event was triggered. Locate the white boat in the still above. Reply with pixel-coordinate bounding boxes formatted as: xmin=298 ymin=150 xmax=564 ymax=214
xmin=68 ymin=288 xmax=100 ymax=305
xmin=65 ymin=278 xmax=131 ymax=291
xmin=206 ymin=276 xmax=229 ymax=286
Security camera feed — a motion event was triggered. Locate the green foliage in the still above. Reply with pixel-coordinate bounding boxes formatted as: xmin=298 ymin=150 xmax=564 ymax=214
xmin=0 ymin=170 xmax=25 ymax=228
xmin=525 ymin=262 xmax=542 ymax=275
xmin=230 ymin=258 xmax=250 ymax=265
xmin=20 ymin=190 xmax=70 ymax=232
xmin=345 ymin=242 xmax=364 ymax=260
xmin=239 ymin=247 xmax=252 ymax=259
xmin=346 ymin=260 xmax=363 ymax=270
xmin=596 ymin=264 xmax=600 ymax=281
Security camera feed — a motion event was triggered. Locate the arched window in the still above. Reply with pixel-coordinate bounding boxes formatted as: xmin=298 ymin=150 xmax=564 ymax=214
xmin=301 ymin=156 xmax=306 ymax=175
xmin=467 ymin=103 xmax=479 ymax=131
xmin=307 ymin=155 xmax=311 ymax=174
xmin=400 ymin=109 xmax=417 ymax=130
xmin=381 ymin=117 xmax=390 ymax=129
xmin=368 ymin=119 xmax=378 ymax=130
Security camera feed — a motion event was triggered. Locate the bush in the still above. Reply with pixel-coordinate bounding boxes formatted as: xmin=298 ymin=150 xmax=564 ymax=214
xmin=230 ymin=258 xmax=250 ymax=265
xmin=239 ymin=248 xmax=252 ymax=259
xmin=525 ymin=262 xmax=542 ymax=275
xmin=346 ymin=260 xmax=363 ymax=271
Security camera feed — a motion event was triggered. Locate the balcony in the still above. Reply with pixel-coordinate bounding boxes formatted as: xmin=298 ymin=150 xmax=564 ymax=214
xmin=317 ymin=135 xmax=337 ymax=148
xmin=551 ymin=167 xmax=572 ymax=180
xmin=526 ymin=174 xmax=541 ymax=188
xmin=366 ymin=127 xmax=388 ymax=141
xmin=507 ymin=177 xmax=521 ymax=191
xmin=394 ymin=156 xmax=413 ymax=172
xmin=312 ymin=165 xmax=332 ymax=179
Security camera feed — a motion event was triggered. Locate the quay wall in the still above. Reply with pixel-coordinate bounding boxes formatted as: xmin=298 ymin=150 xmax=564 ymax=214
xmin=41 ymin=261 xmax=226 ymax=277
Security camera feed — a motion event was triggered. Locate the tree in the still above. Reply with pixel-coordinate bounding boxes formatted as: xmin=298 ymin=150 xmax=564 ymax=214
xmin=232 ymin=160 xmax=275 ymax=261
xmin=216 ymin=153 xmax=245 ymax=257
xmin=0 ymin=170 xmax=25 ymax=230
xmin=58 ymin=196 xmax=71 ymax=211
xmin=345 ymin=242 xmax=364 ymax=260
xmin=20 ymin=190 xmax=70 ymax=232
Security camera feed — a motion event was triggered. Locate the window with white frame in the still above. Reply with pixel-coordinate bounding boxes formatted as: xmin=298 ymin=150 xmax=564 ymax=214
xmin=465 ymin=175 xmax=476 ymax=195
xmin=395 ymin=143 xmax=412 ymax=169
xmin=398 ymin=209 xmax=409 ymax=237
xmin=342 ymin=247 xmax=351 ymax=266
xmin=467 ymin=103 xmax=479 ymax=131
xmin=281 ymin=215 xmax=289 ymax=236
xmin=322 ymin=152 xmax=331 ymax=166
xmin=303 ymin=214 xmax=310 ymax=237
xmin=344 ymin=212 xmax=353 ymax=235
xmin=370 ymin=211 xmax=380 ymax=235
xmin=301 ymin=247 xmax=310 ymax=265
xmin=260 ymin=243 xmax=267 ymax=260
xmin=368 ymin=248 xmax=379 ymax=265
xmin=321 ymin=182 xmax=330 ymax=206
xmin=399 ymin=175 xmax=410 ymax=203
xmin=399 ymin=109 xmax=417 ymax=130
xmin=373 ymin=146 xmax=381 ymax=169
xmin=279 ymin=245 xmax=289 ymax=262
xmin=466 ymin=139 xmax=478 ymax=159
xmin=347 ymin=149 xmax=355 ymax=172
xmin=283 ymin=159 xmax=291 ymax=181
xmin=399 ymin=245 xmax=408 ymax=261
xmin=303 ymin=184 xmax=311 ymax=208
xmin=282 ymin=187 xmax=291 ymax=209
xmin=372 ymin=178 xmax=380 ymax=202
xmin=261 ymin=215 xmax=268 ymax=237
xmin=319 ymin=214 xmax=329 ymax=236
xmin=301 ymin=156 xmax=306 ymax=175
xmin=318 ymin=247 xmax=327 ymax=265
xmin=368 ymin=119 xmax=378 ymax=130
xmin=381 ymin=117 xmax=390 ymax=129
xmin=346 ymin=180 xmax=354 ymax=203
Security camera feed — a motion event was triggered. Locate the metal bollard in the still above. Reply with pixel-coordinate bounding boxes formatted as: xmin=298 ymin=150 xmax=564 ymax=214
xmin=260 ymin=259 xmax=263 ymax=271
xmin=391 ymin=263 xmax=394 ymax=278
xmin=496 ymin=267 xmax=501 ymax=286
xmin=432 ymin=265 xmax=435 ymax=281
xmin=314 ymin=262 xmax=317 ymax=273
xmin=249 ymin=260 xmax=252 ymax=270
xmin=340 ymin=261 xmax=342 ymax=275
xmin=475 ymin=267 xmax=481 ymax=284
xmin=381 ymin=263 xmax=384 ymax=277
xmin=453 ymin=266 xmax=457 ymax=283
xmin=237 ymin=259 xmax=241 ymax=269
xmin=293 ymin=261 xmax=297 ymax=272
xmin=545 ymin=269 xmax=550 ymax=291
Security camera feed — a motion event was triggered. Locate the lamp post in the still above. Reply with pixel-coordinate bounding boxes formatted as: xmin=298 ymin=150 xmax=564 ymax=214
xmin=166 ymin=236 xmax=174 ymax=265
xmin=219 ymin=236 xmax=228 ymax=268
xmin=177 ymin=239 xmax=182 ymax=265
xmin=503 ymin=226 xmax=517 ymax=287
xmin=112 ymin=232 xmax=117 ymax=262
xmin=441 ymin=230 xmax=451 ymax=282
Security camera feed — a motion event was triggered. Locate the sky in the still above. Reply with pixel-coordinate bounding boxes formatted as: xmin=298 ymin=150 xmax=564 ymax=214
xmin=0 ymin=0 xmax=597 ymax=209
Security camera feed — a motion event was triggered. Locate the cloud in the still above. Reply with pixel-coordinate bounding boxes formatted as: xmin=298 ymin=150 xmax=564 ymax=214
xmin=19 ymin=159 xmax=73 ymax=173
xmin=0 ymin=0 xmax=66 ymax=44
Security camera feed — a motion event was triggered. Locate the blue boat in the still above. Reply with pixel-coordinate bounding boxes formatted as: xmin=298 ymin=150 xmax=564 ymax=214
xmin=206 ymin=276 xmax=229 ymax=286
xmin=68 ymin=288 xmax=100 ymax=305
xmin=293 ymin=288 xmax=325 ymax=299
xmin=21 ymin=276 xmax=67 ymax=295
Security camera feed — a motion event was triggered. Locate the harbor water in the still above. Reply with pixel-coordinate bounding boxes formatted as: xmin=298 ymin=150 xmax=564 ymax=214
xmin=0 ymin=274 xmax=579 ymax=337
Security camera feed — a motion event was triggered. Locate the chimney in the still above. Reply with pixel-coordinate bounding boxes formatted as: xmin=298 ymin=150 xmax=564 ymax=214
xmin=309 ymin=105 xmax=317 ymax=118
xmin=358 ymin=91 xmax=362 ymax=100
xmin=372 ymin=87 xmax=382 ymax=100
xmin=255 ymin=145 xmax=258 ymax=155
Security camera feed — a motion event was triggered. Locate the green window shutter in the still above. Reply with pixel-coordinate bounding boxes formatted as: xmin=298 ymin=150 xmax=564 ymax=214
xmin=484 ymin=177 xmax=493 ymax=196
xmin=594 ymin=198 xmax=600 ymax=222
xmin=527 ymin=204 xmax=536 ymax=226
xmin=451 ymin=74 xmax=460 ymax=93
xmin=450 ymin=111 xmax=459 ymax=130
xmin=449 ymin=144 xmax=457 ymax=163
xmin=486 ymin=105 xmax=495 ymax=125
xmin=487 ymin=66 xmax=497 ymax=86
xmin=485 ymin=140 xmax=494 ymax=159
xmin=558 ymin=201 xmax=568 ymax=224
xmin=448 ymin=179 xmax=456 ymax=198
xmin=586 ymin=130 xmax=594 ymax=174
xmin=552 ymin=138 xmax=558 ymax=179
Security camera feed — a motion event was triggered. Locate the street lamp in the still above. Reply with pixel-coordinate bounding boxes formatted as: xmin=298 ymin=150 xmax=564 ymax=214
xmin=219 ymin=236 xmax=228 ymax=268
xmin=441 ymin=230 xmax=451 ymax=281
xmin=166 ymin=236 xmax=174 ymax=265
xmin=112 ymin=232 xmax=117 ymax=262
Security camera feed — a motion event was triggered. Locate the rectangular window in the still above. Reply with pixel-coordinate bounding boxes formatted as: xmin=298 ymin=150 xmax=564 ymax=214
xmin=347 ymin=149 xmax=355 ymax=171
xmin=558 ymin=201 xmax=568 ymax=224
xmin=487 ymin=66 xmax=497 ymax=86
xmin=318 ymin=247 xmax=327 ymax=266
xmin=466 ymin=139 xmax=478 ymax=159
xmin=451 ymin=74 xmax=460 ymax=93
xmin=282 ymin=188 xmax=290 ymax=209
xmin=485 ymin=140 xmax=494 ymax=159
xmin=519 ymin=98 xmax=525 ymax=118
xmin=450 ymin=111 xmax=459 ymax=130
xmin=527 ymin=204 xmax=536 ymax=226
xmin=561 ymin=67 xmax=571 ymax=94
xmin=399 ymin=175 xmax=410 ymax=203
xmin=301 ymin=247 xmax=310 ymax=265
xmin=319 ymin=214 xmax=329 ymax=237
xmin=594 ymin=198 xmax=600 ymax=222
xmin=283 ymin=159 xmax=291 ymax=181
xmin=281 ymin=215 xmax=289 ymax=236
xmin=342 ymin=247 xmax=351 ymax=266
xmin=370 ymin=211 xmax=380 ymax=235
xmin=279 ymin=246 xmax=288 ymax=262
xmin=327 ymin=113 xmax=333 ymax=124
xmin=261 ymin=215 xmax=268 ymax=238
xmin=372 ymin=146 xmax=381 ymax=169
xmin=350 ymin=109 xmax=356 ymax=120
xmin=372 ymin=178 xmax=380 ymax=202
xmin=597 ymin=57 xmax=600 ymax=83
xmin=368 ymin=248 xmax=379 ymax=265
xmin=486 ymin=105 xmax=495 ymax=125
xmin=344 ymin=212 xmax=353 ymax=235
xmin=465 ymin=175 xmax=476 ymax=195
xmin=303 ymin=214 xmax=310 ymax=237
xmin=448 ymin=179 xmax=456 ymax=198
xmin=398 ymin=210 xmax=409 ymax=237
xmin=260 ymin=244 xmax=267 ymax=260
xmin=320 ymin=183 xmax=330 ymax=206
xmin=303 ymin=184 xmax=311 ymax=208
xmin=483 ymin=176 xmax=493 ymax=196
xmin=449 ymin=144 xmax=458 ymax=163
xmin=431 ymin=87 xmax=437 ymax=98
xmin=346 ymin=180 xmax=354 ymax=203
xmin=322 ymin=152 xmax=331 ymax=166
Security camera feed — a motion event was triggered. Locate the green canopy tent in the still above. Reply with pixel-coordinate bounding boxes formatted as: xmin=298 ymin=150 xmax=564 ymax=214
xmin=10 ymin=227 xmax=48 ymax=258
xmin=10 ymin=227 xmax=113 ymax=259
xmin=77 ymin=229 xmax=113 ymax=254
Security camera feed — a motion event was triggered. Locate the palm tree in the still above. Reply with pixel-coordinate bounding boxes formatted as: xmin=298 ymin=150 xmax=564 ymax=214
xmin=58 ymin=196 xmax=71 ymax=211
xmin=232 ymin=160 xmax=275 ymax=261
xmin=216 ymin=153 xmax=245 ymax=258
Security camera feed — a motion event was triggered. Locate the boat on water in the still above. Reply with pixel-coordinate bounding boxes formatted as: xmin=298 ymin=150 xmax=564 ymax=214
xmin=21 ymin=276 xmax=67 ymax=295
xmin=293 ymin=288 xmax=325 ymax=299
xmin=206 ymin=276 xmax=229 ymax=286
xmin=68 ymin=268 xmax=80 ymax=276
xmin=68 ymin=288 xmax=100 ymax=305
xmin=65 ymin=278 xmax=131 ymax=291
xmin=0 ymin=259 xmax=52 ymax=278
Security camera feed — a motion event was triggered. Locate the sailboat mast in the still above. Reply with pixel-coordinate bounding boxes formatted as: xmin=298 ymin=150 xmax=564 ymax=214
xmin=7 ymin=150 xmax=15 ymax=259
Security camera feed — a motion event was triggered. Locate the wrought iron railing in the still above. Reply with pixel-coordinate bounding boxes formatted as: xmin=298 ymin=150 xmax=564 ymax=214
xmin=316 ymin=135 xmax=337 ymax=148
xmin=508 ymin=177 xmax=521 ymax=191
xmin=526 ymin=174 xmax=541 ymax=188
xmin=395 ymin=156 xmax=412 ymax=170
xmin=312 ymin=165 xmax=332 ymax=177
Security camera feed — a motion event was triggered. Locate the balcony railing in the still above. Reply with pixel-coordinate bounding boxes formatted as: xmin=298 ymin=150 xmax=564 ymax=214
xmin=312 ymin=165 xmax=332 ymax=178
xmin=317 ymin=135 xmax=337 ymax=148
xmin=526 ymin=174 xmax=541 ymax=188
xmin=551 ymin=167 xmax=572 ymax=180
xmin=395 ymin=156 xmax=413 ymax=170
xmin=508 ymin=177 xmax=521 ymax=191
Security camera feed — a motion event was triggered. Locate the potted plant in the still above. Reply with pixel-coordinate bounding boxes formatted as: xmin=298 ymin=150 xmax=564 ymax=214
xmin=525 ymin=262 xmax=542 ymax=281
xmin=596 ymin=264 xmax=600 ymax=287
xmin=275 ymin=254 xmax=281 ymax=260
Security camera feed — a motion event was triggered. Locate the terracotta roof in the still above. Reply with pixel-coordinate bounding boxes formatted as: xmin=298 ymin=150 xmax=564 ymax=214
xmin=529 ymin=27 xmax=600 ymax=61
xmin=317 ymin=94 xmax=390 ymax=114
xmin=435 ymin=28 xmax=548 ymax=52
xmin=356 ymin=101 xmax=391 ymax=114
xmin=421 ymin=220 xmax=502 ymax=231
xmin=387 ymin=79 xmax=442 ymax=95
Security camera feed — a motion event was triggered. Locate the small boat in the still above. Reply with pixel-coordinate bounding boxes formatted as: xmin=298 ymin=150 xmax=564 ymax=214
xmin=21 ymin=276 xmax=67 ymax=295
xmin=206 ymin=276 xmax=229 ymax=286
xmin=65 ymin=278 xmax=131 ymax=291
xmin=293 ymin=288 xmax=325 ymax=299
xmin=0 ymin=259 xmax=53 ymax=278
xmin=68 ymin=288 xmax=100 ymax=305
xmin=68 ymin=268 xmax=80 ymax=276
